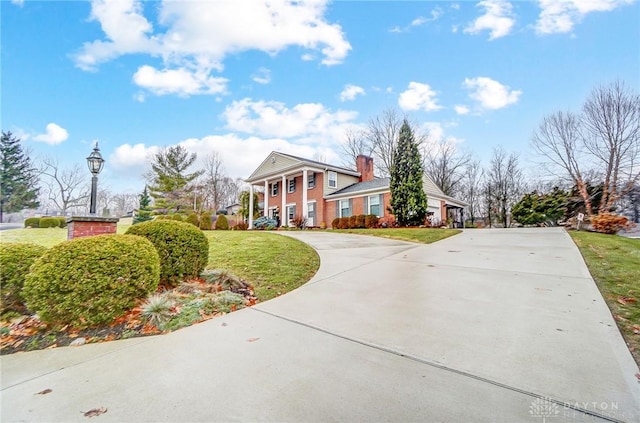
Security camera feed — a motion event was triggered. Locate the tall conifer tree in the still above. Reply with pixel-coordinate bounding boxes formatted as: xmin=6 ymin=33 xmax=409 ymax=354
xmin=389 ymin=120 xmax=427 ymax=226
xmin=0 ymin=131 xmax=40 ymax=222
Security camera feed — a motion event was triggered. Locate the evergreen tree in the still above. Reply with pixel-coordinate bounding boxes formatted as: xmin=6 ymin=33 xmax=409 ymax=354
xmin=0 ymin=131 xmax=40 ymax=222
xmin=133 ymin=186 xmax=153 ymax=224
xmin=147 ymin=145 xmax=202 ymax=213
xmin=389 ymin=120 xmax=427 ymax=226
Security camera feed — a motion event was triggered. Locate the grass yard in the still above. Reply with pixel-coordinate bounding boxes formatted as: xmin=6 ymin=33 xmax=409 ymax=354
xmin=206 ymin=231 xmax=319 ymax=301
xmin=569 ymin=231 xmax=640 ymax=364
xmin=0 ymin=223 xmax=318 ymax=302
xmin=332 ymin=227 xmax=461 ymax=244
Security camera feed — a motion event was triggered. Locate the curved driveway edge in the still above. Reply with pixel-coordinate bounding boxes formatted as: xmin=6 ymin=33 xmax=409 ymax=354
xmin=1 ymin=228 xmax=639 ymax=422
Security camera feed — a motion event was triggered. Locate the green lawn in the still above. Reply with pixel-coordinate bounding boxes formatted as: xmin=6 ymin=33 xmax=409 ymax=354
xmin=0 ymin=224 xmax=319 ymax=302
xmin=331 ymin=227 xmax=461 ymax=244
xmin=569 ymin=231 xmax=640 ymax=364
xmin=206 ymin=231 xmax=319 ymax=300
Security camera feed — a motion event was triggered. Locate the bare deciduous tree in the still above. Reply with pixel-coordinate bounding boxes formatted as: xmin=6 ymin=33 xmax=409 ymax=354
xmin=483 ymin=147 xmax=523 ymax=228
xmin=424 ymin=141 xmax=471 ymax=197
xmin=532 ymin=81 xmax=640 ymax=216
xmin=341 ymin=128 xmax=370 ymax=170
xmin=365 ymin=108 xmax=403 ymax=177
xmin=201 ymin=152 xmax=227 ymax=211
xmin=40 ymin=157 xmax=89 ymax=215
xmin=460 ymin=159 xmax=484 ymax=224
xmin=582 ymin=80 xmax=640 ymax=213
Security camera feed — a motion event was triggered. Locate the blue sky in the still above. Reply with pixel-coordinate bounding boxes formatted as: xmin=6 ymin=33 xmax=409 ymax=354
xmin=2 ymin=0 xmax=638 ymax=195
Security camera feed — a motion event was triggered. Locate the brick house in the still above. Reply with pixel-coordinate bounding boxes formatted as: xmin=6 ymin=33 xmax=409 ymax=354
xmin=245 ymin=151 xmax=467 ymax=228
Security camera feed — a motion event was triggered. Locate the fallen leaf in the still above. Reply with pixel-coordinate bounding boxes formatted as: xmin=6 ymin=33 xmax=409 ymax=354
xmin=35 ymin=389 xmax=52 ymax=395
xmin=636 ymin=373 xmax=640 ymax=382
xmin=82 ymin=407 xmax=107 ymax=417
xmin=617 ymin=297 xmax=637 ymax=305
xmin=247 ymin=337 xmax=260 ymax=343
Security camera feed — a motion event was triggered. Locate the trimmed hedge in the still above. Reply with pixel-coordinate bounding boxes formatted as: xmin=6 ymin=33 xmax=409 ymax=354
xmin=39 ymin=217 xmax=59 ymax=228
xmin=215 ymin=214 xmax=229 ymax=230
xmin=186 ymin=212 xmax=200 ymax=227
xmin=56 ymin=217 xmax=67 ymax=228
xmin=24 ymin=217 xmax=39 ymax=228
xmin=126 ymin=220 xmax=209 ymax=286
xmin=23 ymin=235 xmax=160 ymax=327
xmin=0 ymin=243 xmax=48 ymax=315
xmin=199 ymin=211 xmax=212 ymax=230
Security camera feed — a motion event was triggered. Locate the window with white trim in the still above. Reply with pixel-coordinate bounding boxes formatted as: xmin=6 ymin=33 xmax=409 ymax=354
xmin=340 ymin=199 xmax=351 ymax=217
xmin=328 ymin=171 xmax=337 ymax=188
xmin=271 ymin=182 xmax=279 ymax=196
xmin=287 ymin=205 xmax=296 ymax=221
xmin=308 ymin=172 xmax=316 ymax=189
xmin=368 ymin=195 xmax=381 ymax=217
xmin=288 ymin=178 xmax=296 ymax=193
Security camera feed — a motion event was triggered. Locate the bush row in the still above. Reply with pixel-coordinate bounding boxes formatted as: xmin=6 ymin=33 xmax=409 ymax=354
xmin=3 ymin=220 xmax=210 ymax=328
xmin=331 ymin=215 xmax=379 ymax=229
xmin=24 ymin=217 xmax=67 ymax=228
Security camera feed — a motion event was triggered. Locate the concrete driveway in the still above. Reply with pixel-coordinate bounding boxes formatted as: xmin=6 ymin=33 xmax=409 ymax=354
xmin=1 ymin=228 xmax=638 ymax=422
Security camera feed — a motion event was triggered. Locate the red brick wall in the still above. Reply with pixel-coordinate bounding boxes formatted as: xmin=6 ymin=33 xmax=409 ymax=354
xmin=266 ymin=173 xmax=325 ymax=226
xmin=356 ymin=155 xmax=375 ymax=182
xmin=68 ymin=221 xmax=117 ymax=240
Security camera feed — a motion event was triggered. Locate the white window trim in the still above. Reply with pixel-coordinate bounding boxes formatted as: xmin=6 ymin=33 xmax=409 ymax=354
xmin=288 ymin=177 xmax=296 ymax=193
xmin=308 ymin=173 xmax=316 ymax=189
xmin=271 ymin=182 xmax=279 ymax=197
xmin=328 ymin=171 xmax=337 ymax=188
xmin=368 ymin=194 xmax=381 ymax=217
xmin=339 ymin=199 xmax=351 ymax=218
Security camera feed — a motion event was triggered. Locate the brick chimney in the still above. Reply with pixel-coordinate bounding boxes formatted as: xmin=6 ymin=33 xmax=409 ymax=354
xmin=356 ymin=155 xmax=374 ymax=182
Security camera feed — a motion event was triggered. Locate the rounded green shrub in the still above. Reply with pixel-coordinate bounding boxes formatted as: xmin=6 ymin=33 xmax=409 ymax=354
xmin=215 ymin=214 xmax=229 ymax=230
xmin=0 ymin=243 xmax=48 ymax=314
xmin=56 ymin=217 xmax=67 ymax=228
xmin=186 ymin=212 xmax=199 ymax=227
xmin=39 ymin=217 xmax=59 ymax=228
xmin=199 ymin=211 xmax=212 ymax=230
xmin=126 ymin=220 xmax=209 ymax=286
xmin=22 ymin=234 xmax=160 ymax=328
xmin=24 ymin=217 xmax=40 ymax=228
xmin=171 ymin=214 xmax=184 ymax=222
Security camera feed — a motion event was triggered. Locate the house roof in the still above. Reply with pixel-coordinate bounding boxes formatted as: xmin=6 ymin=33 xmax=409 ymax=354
xmin=246 ymin=151 xmax=360 ymax=182
xmin=326 ymin=177 xmax=390 ymax=198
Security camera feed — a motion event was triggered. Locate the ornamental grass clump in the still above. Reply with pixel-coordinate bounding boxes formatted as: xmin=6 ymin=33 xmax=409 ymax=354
xmin=126 ymin=220 xmax=209 ymax=286
xmin=22 ymin=234 xmax=160 ymax=328
xmin=141 ymin=293 xmax=175 ymax=328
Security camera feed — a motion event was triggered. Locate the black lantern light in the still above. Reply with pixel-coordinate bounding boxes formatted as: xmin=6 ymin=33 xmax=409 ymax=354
xmin=86 ymin=143 xmax=105 ymax=214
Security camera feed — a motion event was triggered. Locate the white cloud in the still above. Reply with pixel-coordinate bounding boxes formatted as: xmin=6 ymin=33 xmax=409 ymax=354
xmin=339 ymin=84 xmax=365 ymax=102
xmin=464 ymin=0 xmax=515 ymax=40
xmin=398 ymin=82 xmax=442 ymax=112
xmin=535 ymin=0 xmax=634 ymax=35
xmin=222 ymin=98 xmax=359 ymax=143
xmin=390 ymin=7 xmax=443 ymax=33
xmin=11 ymin=0 xmax=24 ymax=7
xmin=252 ymin=67 xmax=271 ymax=85
xmin=109 ymin=135 xmax=342 ymax=182
xmin=463 ymin=76 xmax=522 ymax=110
xmin=454 ymin=105 xmax=470 ymax=115
xmin=132 ymin=65 xmax=228 ymax=97
xmin=74 ymin=0 xmax=351 ymax=96
xmin=33 ymin=123 xmax=69 ymax=145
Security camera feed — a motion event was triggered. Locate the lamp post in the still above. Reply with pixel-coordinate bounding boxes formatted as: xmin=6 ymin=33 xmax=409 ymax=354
xmin=86 ymin=143 xmax=105 ymax=215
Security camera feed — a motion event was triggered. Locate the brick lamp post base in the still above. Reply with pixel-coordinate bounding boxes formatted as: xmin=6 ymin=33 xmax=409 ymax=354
xmin=67 ymin=216 xmax=120 ymax=240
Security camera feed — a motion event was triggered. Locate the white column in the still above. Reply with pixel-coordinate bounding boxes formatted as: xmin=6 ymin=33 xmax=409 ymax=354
xmin=248 ymin=184 xmax=254 ymax=229
xmin=281 ymin=175 xmax=287 ymax=227
xmin=264 ymin=180 xmax=269 ymax=217
xmin=302 ymin=169 xmax=308 ymax=220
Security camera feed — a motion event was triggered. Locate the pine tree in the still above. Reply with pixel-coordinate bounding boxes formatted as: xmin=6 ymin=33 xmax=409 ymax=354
xmin=0 ymin=131 xmax=40 ymax=222
xmin=133 ymin=186 xmax=153 ymax=224
xmin=148 ymin=145 xmax=202 ymax=213
xmin=389 ymin=120 xmax=427 ymax=226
